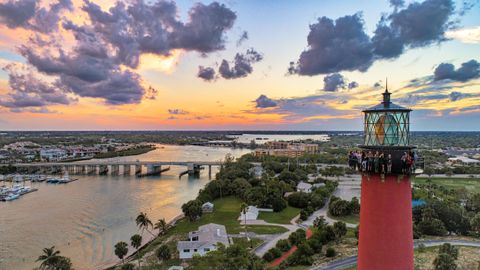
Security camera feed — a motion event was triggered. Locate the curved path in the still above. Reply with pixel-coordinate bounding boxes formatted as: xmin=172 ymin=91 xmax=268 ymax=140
xmin=311 ymin=239 xmax=480 ymax=270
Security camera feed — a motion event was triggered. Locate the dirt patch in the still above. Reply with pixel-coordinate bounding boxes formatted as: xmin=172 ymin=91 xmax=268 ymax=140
xmin=415 ymin=246 xmax=480 ymax=270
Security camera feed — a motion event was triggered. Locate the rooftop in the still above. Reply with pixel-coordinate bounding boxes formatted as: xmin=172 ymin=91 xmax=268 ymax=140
xmin=363 ymin=87 xmax=411 ymax=112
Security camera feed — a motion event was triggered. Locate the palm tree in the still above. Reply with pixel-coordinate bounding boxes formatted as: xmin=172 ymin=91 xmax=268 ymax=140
xmin=130 ymin=234 xmax=142 ymax=268
xmin=114 ymin=241 xmax=129 ymax=264
xmin=136 ymin=212 xmax=154 ymax=236
xmin=36 ymin=246 xmax=61 ymax=269
xmin=154 ymin=218 xmax=168 ymax=236
xmin=240 ymin=203 xmax=251 ymax=247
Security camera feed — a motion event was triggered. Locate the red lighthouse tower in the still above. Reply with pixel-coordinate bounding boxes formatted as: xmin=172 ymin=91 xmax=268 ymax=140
xmin=357 ymin=85 xmax=415 ymax=270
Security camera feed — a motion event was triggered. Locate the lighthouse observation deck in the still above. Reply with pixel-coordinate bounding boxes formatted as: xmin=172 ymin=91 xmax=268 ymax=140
xmin=348 ymin=87 xmax=424 ymax=175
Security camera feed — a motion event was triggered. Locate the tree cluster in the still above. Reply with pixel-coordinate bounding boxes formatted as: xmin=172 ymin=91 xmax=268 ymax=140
xmin=188 ymin=244 xmax=265 ymax=270
xmin=328 ymin=196 xmax=360 ymax=217
xmin=279 ymin=221 xmax=347 ymax=268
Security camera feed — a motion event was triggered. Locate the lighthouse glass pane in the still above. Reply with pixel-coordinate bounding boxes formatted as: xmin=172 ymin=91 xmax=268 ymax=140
xmin=364 ymin=111 xmax=409 ymax=146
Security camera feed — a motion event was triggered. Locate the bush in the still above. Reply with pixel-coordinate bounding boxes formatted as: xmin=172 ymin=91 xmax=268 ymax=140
xmin=326 ymin=247 xmax=336 ymax=257
xmin=156 ymin=244 xmax=171 ymax=261
xmin=287 ymin=192 xmax=310 ymax=208
xmin=289 ymin=229 xmax=306 ymax=246
xmin=270 ymin=247 xmax=282 ymax=258
xmin=276 ymin=239 xmax=291 ymax=252
xmin=418 ymin=218 xmax=447 ymax=236
xmin=262 ymin=251 xmax=274 ymax=262
xmin=271 ymin=197 xmax=287 ymax=212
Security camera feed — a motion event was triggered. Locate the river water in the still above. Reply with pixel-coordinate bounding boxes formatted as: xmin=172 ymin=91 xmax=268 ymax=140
xmin=0 ymin=144 xmax=250 ymax=270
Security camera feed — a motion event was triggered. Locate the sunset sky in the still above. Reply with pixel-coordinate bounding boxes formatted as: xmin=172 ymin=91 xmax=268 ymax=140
xmin=0 ymin=0 xmax=479 ymax=130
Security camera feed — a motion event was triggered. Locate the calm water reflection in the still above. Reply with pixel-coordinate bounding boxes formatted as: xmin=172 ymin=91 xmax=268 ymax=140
xmin=0 ymin=145 xmax=249 ymax=270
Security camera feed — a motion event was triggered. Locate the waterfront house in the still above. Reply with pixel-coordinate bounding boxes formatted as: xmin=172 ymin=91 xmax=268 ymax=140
xmin=202 ymin=202 xmax=214 ymax=213
xmin=177 ymin=223 xmax=230 ymax=259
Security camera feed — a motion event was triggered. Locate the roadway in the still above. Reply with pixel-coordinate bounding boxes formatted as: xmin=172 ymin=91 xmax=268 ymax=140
xmin=1 ymin=160 xmax=224 ymax=167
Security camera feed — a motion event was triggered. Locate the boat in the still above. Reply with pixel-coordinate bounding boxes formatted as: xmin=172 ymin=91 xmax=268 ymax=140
xmin=57 ymin=172 xmax=71 ymax=184
xmin=12 ymin=175 xmax=24 ymax=183
xmin=10 ymin=184 xmax=23 ymax=193
xmin=46 ymin=177 xmax=60 ymax=184
xmin=3 ymin=193 xmax=20 ymax=201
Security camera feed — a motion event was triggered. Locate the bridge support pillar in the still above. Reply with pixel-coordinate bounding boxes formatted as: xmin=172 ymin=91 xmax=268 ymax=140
xmin=87 ymin=165 xmax=96 ymax=175
xmin=135 ymin=165 xmax=142 ymax=176
xmin=123 ymin=165 xmax=131 ymax=175
xmin=76 ymin=165 xmax=85 ymax=175
xmin=99 ymin=165 xmax=108 ymax=175
xmin=111 ymin=165 xmax=119 ymax=175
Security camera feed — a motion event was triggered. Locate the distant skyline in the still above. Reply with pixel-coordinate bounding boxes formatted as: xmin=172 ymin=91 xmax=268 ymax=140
xmin=0 ymin=0 xmax=479 ymax=131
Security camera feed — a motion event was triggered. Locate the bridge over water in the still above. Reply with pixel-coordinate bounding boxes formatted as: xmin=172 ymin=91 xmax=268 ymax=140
xmin=2 ymin=161 xmax=224 ymax=177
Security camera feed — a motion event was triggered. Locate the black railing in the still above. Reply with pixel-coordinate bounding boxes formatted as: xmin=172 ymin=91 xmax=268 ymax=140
xmin=348 ymin=150 xmax=423 ymax=175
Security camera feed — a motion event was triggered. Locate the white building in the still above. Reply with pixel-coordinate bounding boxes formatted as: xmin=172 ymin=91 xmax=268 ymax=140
xmin=238 ymin=206 xmax=259 ymax=221
xmin=448 ymin=156 xmax=480 ymax=164
xmin=40 ymin=148 xmax=68 ymax=161
xmin=177 ymin=223 xmax=230 ymax=259
xmin=297 ymin=181 xmax=313 ymax=193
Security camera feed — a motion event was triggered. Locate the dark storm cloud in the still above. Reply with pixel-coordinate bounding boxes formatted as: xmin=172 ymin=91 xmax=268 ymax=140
xmin=81 ymin=0 xmax=236 ymax=68
xmin=197 ymin=66 xmax=216 ymax=81
xmin=0 ymin=0 xmax=72 ymax=33
xmin=292 ymin=14 xmax=374 ymax=75
xmin=323 ymin=73 xmax=346 ymax=92
xmin=10 ymin=0 xmax=238 ymax=107
xmin=390 ymin=0 xmax=405 ymax=8
xmin=255 ymin=95 xmax=277 ymax=108
xmin=433 ymin=59 xmax=480 ymax=82
xmin=31 ymin=0 xmax=73 ymax=33
xmin=373 ymin=0 xmax=454 ymax=59
xmin=218 ymin=48 xmax=263 ymax=79
xmin=348 ymin=81 xmax=359 ymax=89
xmin=0 ymin=64 xmax=75 ymax=111
xmin=290 ymin=0 xmax=457 ymax=75
xmin=19 ymin=32 xmax=147 ymax=105
xmin=0 ymin=0 xmax=36 ymax=28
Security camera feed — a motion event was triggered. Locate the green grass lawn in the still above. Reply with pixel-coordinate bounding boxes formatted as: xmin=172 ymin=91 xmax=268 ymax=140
xmin=232 ymin=237 xmax=264 ymax=250
xmin=327 ymin=213 xmax=360 ymax=225
xmin=168 ymin=196 xmax=288 ymax=235
xmin=414 ymin=177 xmax=480 ymax=193
xmin=257 ymin=206 xmax=301 ymax=224
xmin=136 ymin=196 xmax=288 ymax=259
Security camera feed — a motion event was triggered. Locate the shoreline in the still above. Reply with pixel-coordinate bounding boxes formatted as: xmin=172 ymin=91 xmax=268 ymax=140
xmin=101 ymin=213 xmax=185 ymax=270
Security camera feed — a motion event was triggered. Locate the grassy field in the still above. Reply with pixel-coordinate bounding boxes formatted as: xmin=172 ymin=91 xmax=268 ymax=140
xmin=414 ymin=177 xmax=480 ymax=193
xmin=232 ymin=237 xmax=264 ymax=250
xmin=258 ymin=206 xmax=301 ymax=224
xmin=166 ymin=196 xmax=288 ymax=235
xmin=129 ymin=196 xmax=288 ymax=268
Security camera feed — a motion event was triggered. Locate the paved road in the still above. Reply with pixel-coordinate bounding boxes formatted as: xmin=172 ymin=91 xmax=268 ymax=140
xmin=243 ymin=219 xmax=301 ymax=257
xmin=311 ymin=239 xmax=480 ymax=270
